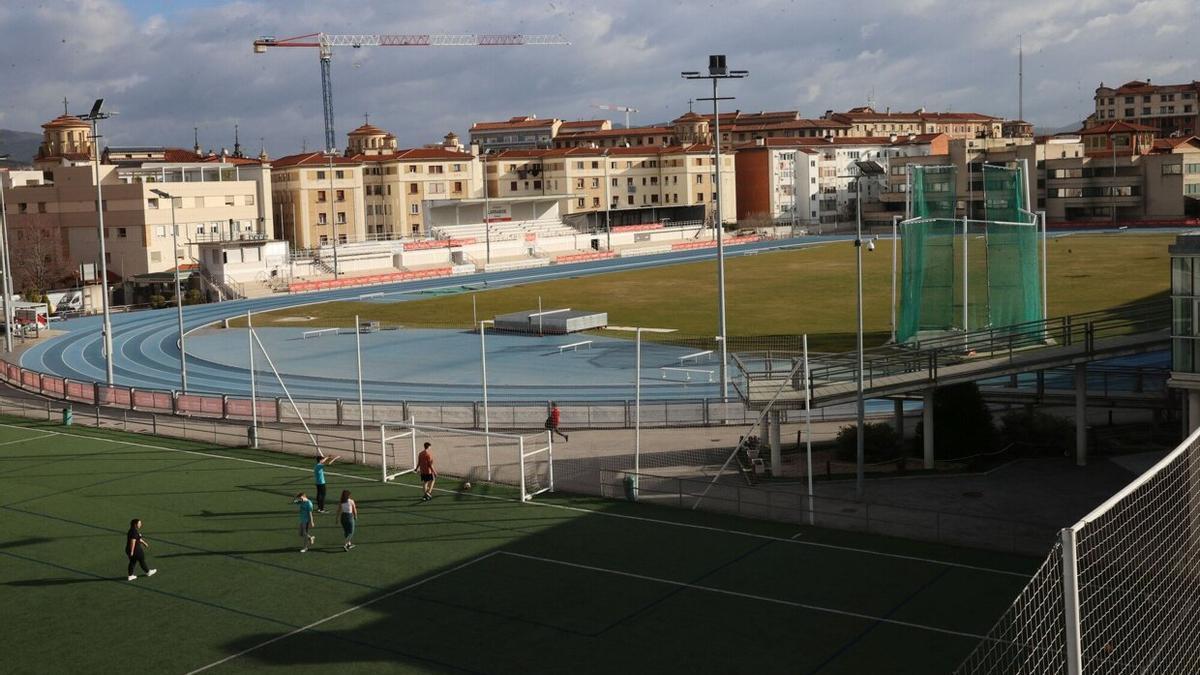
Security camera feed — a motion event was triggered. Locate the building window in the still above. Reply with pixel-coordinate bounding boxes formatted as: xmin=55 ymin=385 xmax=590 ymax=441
xmin=591 ymin=178 xmax=599 ymax=189
xmin=695 ymin=175 xmax=703 ymax=184
xmin=1163 ymin=164 xmax=1183 ymax=175
xmin=147 ymin=198 xmax=160 ymax=209
xmin=626 ymin=195 xmax=634 ymax=205
xmin=318 ymin=213 xmax=327 ymax=225
xmin=509 ymin=181 xmax=517 ymax=191
xmin=317 ymin=190 xmax=327 ymax=202
xmin=576 ymin=197 xmax=585 ymax=207
xmin=118 ymin=228 xmax=127 ymax=238
xmin=409 ymin=204 xmax=419 ymax=215
xmin=453 ymin=181 xmax=463 ymax=192
xmin=408 ymin=165 xmax=419 ymax=173
xmin=245 ymin=195 xmax=255 ymax=206
xmin=316 ymin=170 xmax=325 ymax=180
xmin=429 ymin=166 xmax=444 ymax=174
xmin=17 ymin=203 xmax=26 ymax=213
xmin=533 ymin=180 xmax=541 ymax=189
xmin=336 ymin=212 xmax=346 ymax=224
xmin=319 ymin=235 xmax=328 ymax=245
xmin=1125 ymin=108 xmax=1135 ymax=117
xmin=592 ymin=197 xmax=600 ymax=207
xmin=575 ymin=178 xmax=584 ymax=189
xmin=611 ymin=178 xmax=618 ymax=187
xmin=336 ymin=189 xmax=345 ymax=201
xmin=697 ymin=193 xmax=704 ymax=202
xmin=335 ymin=170 xmax=345 ymax=179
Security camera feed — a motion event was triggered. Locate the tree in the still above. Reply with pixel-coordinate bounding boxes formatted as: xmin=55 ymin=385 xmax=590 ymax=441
xmin=10 ymin=221 xmax=73 ymax=294
xmin=914 ymin=382 xmax=995 ymax=460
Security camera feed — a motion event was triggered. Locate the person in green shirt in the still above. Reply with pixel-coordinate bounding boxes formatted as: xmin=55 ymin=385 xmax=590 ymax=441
xmin=293 ymin=492 xmax=316 ymax=553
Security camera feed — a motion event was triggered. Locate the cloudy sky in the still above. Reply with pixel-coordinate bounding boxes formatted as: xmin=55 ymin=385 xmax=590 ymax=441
xmin=0 ymin=0 xmax=1194 ymax=156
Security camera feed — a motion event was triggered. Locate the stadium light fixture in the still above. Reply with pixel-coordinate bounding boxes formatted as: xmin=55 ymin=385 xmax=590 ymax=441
xmin=608 ymin=325 xmax=676 ymax=493
xmin=683 ymin=55 xmax=748 ymax=403
xmin=149 ymin=188 xmax=188 ymax=392
xmin=479 ymin=319 xmax=494 ymax=480
xmin=850 ymin=159 xmax=885 ymax=500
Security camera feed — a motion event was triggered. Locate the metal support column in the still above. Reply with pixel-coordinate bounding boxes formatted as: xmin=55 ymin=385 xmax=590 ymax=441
xmin=923 ymin=389 xmax=935 ymax=469
xmin=1075 ymin=363 xmax=1088 ymax=466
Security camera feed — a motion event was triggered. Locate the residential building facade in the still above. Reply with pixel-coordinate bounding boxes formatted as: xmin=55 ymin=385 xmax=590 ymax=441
xmin=1091 ymin=80 xmax=1200 ymax=137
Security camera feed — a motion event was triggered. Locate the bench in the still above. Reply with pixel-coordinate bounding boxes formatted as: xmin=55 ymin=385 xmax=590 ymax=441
xmin=302 ymin=328 xmax=339 ymax=339
xmin=660 ymin=367 xmax=715 ymax=382
xmin=677 ymin=350 xmax=713 ymax=365
xmin=557 ymin=340 xmax=593 ymax=353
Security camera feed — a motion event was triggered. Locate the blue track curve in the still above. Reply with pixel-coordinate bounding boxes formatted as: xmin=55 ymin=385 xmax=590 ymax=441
xmin=22 ymin=236 xmax=849 ymax=401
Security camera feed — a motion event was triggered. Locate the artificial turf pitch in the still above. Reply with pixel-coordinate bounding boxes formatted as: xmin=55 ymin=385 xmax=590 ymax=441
xmin=2 ymin=416 xmax=1036 ymax=674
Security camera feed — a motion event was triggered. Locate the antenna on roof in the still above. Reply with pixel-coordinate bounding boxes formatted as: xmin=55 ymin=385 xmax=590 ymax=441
xmin=193 ymin=126 xmax=200 ymax=154
xmin=233 ymin=122 xmax=242 ymax=157
xmin=1018 ymin=34 xmax=1024 ymax=122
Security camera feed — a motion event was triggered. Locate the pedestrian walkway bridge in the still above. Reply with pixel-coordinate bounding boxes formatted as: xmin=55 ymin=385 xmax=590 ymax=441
xmin=734 ymin=302 xmax=1170 ymax=411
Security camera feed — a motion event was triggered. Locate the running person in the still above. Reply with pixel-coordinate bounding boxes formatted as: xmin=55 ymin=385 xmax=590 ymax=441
xmin=418 ymin=442 xmax=437 ymax=501
xmin=337 ymin=490 xmax=358 ymax=550
xmin=125 ymin=519 xmax=157 ymax=581
xmin=294 ymin=492 xmax=316 ymax=552
xmin=546 ymin=402 xmax=568 ymax=442
xmin=313 ymin=455 xmax=339 ymax=513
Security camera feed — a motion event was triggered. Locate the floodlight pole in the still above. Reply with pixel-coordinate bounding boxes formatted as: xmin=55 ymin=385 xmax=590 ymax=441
xmin=326 ymin=153 xmax=339 ymax=278
xmin=854 ymin=176 xmax=866 ymax=500
xmin=685 ymin=55 xmax=748 ymax=403
xmin=482 ymin=152 xmax=491 ymax=264
xmin=604 ymin=150 xmax=612 ymax=250
xmin=803 ymin=333 xmax=814 ymax=525
xmin=635 ymin=326 xmax=642 ymax=479
xmin=962 ymin=214 xmax=969 ymax=334
xmin=80 ymin=103 xmax=116 ymax=385
xmin=479 ymin=319 xmax=493 ymax=480
xmin=151 ymin=189 xmax=187 ymax=392
xmin=0 ymin=163 xmax=13 ymax=354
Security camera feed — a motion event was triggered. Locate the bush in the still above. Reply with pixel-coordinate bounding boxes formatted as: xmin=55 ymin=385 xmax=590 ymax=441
xmin=149 ymin=294 xmax=167 ymax=309
xmin=184 ymin=289 xmax=204 ymax=305
xmin=835 ymin=422 xmax=901 ymax=462
xmin=1000 ymin=409 xmax=1073 ymax=456
xmin=913 ymin=382 xmax=995 ymax=460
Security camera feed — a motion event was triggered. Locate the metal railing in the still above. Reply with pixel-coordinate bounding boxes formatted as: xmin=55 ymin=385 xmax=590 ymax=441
xmin=734 ymin=301 xmax=1170 ymax=402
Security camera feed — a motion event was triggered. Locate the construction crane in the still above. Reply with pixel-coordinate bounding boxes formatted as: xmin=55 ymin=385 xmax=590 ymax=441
xmin=253 ymin=33 xmax=570 ymax=153
xmin=592 ymin=103 xmax=639 ymax=129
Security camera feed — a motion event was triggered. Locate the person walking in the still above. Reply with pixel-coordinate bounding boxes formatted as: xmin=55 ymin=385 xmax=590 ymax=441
xmin=337 ymin=489 xmax=358 ymax=551
xmin=418 ymin=442 xmax=437 ymax=502
xmin=294 ymin=492 xmax=316 ymax=552
xmin=313 ymin=455 xmax=339 ymax=513
xmin=126 ymin=519 xmax=157 ymax=581
xmin=546 ymin=401 xmax=568 ymax=442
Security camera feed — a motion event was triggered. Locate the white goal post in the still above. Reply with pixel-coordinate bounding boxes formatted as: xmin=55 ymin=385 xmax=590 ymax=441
xmin=380 ymin=419 xmax=555 ymax=502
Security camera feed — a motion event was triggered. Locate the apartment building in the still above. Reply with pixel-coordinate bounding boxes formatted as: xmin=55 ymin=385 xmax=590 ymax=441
xmin=1043 ymin=122 xmax=1200 ymax=222
xmin=271 ymin=152 xmax=365 ymax=249
xmin=469 ymin=116 xmax=564 ymax=150
xmin=1091 ymin=80 xmax=1200 ymax=137
xmin=882 ymin=135 xmax=1084 ymax=219
xmin=3 ymin=160 xmax=272 ymax=289
xmin=553 ymin=110 xmax=852 ymax=149
xmin=486 ymin=143 xmax=737 ymax=226
xmin=822 ymin=107 xmax=1004 ymax=140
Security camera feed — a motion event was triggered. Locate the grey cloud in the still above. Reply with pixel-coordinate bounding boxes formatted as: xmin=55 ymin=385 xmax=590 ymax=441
xmin=0 ymin=0 xmax=1195 ymax=158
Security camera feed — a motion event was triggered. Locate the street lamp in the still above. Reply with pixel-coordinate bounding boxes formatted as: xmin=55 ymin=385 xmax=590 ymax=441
xmin=607 ymin=325 xmax=676 ymax=491
xmin=0 ymin=154 xmax=15 ymax=353
xmin=77 ymin=99 xmax=117 ymax=385
xmin=851 ymin=159 xmax=886 ymax=499
xmin=150 ymin=188 xmax=188 ymax=392
xmin=683 ymin=55 xmax=748 ymax=402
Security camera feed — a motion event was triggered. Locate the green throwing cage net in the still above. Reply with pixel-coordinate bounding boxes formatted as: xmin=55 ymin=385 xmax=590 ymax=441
xmin=897 ymin=164 xmax=1042 ymax=344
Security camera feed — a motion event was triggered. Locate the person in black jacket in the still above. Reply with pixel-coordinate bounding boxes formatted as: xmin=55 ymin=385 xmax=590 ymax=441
xmin=126 ymin=519 xmax=157 ymax=581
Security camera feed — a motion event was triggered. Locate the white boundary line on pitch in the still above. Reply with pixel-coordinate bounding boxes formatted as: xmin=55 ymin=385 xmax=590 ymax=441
xmin=185 ymin=551 xmax=500 ymax=674
xmin=498 ymin=551 xmax=996 ymax=641
xmin=0 ymin=422 xmax=1028 ymax=579
xmin=0 ymin=430 xmax=58 ymax=447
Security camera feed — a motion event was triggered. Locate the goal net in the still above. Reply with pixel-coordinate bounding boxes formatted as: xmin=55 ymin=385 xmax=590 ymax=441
xmin=380 ymin=420 xmax=554 ymax=501
xmin=955 ymin=426 xmax=1200 ymax=674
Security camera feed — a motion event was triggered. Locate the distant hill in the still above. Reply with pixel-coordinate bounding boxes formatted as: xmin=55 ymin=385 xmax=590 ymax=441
xmin=0 ymin=129 xmax=42 ymax=167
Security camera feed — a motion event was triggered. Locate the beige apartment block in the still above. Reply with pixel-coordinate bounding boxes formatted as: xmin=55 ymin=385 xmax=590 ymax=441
xmin=2 ymin=161 xmax=272 ymax=288
xmin=271 ymin=153 xmax=365 ymax=249
xmin=1091 ymin=80 xmax=1200 ymax=137
xmin=487 ymin=144 xmax=737 ymax=227
xmin=823 ymin=107 xmax=1004 ymax=140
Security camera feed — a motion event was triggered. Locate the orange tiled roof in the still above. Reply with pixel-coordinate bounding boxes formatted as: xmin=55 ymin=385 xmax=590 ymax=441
xmin=355 ymin=147 xmax=475 ymax=162
xmin=470 ymin=117 xmax=556 ymax=131
xmin=42 ymin=114 xmax=90 ymax=129
xmin=1078 ymin=121 xmax=1158 ymax=135
xmin=272 ymin=152 xmax=361 ymax=167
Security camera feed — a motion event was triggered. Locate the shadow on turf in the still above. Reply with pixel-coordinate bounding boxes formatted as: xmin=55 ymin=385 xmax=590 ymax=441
xmin=0 ymin=536 xmax=54 ymax=549
xmin=4 ymin=576 xmax=114 ymax=587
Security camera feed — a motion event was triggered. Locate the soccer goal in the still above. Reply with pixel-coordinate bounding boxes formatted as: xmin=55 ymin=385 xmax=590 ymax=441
xmin=380 ymin=419 xmax=554 ymax=501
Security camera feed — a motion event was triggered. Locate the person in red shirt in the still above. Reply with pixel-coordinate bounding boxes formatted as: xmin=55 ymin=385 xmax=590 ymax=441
xmin=417 ymin=442 xmax=437 ymax=501
xmin=545 ymin=402 xmax=568 ymax=442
